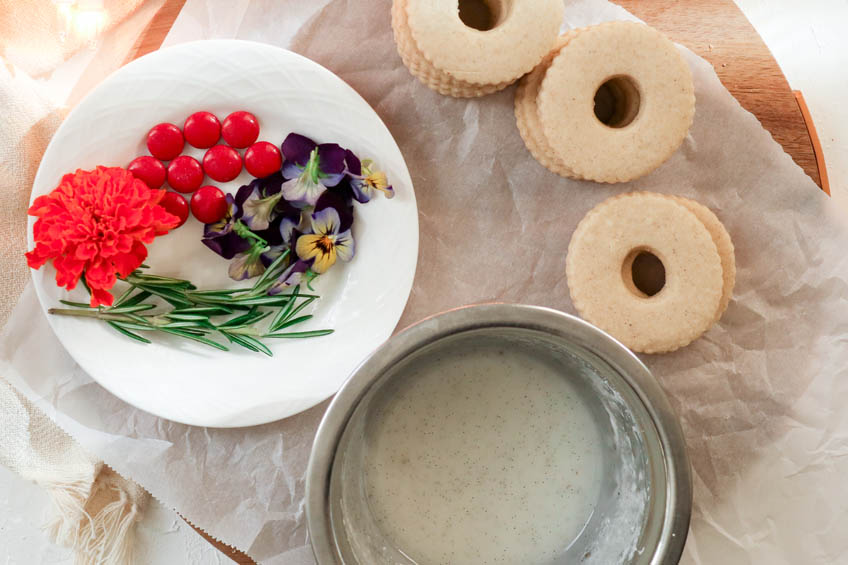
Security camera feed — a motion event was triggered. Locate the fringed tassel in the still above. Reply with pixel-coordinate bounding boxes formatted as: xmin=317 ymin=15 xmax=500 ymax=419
xmin=40 ymin=461 xmax=102 ymax=548
xmin=76 ymin=479 xmax=139 ymax=565
xmin=42 ymin=465 xmax=145 ymax=565
xmin=42 ymin=477 xmax=95 ymax=544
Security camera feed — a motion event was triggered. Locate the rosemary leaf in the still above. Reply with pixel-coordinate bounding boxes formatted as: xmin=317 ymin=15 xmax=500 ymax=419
xmin=164 ymin=312 xmax=210 ymax=322
xmin=110 ymin=321 xmax=156 ymax=332
xmin=59 ymin=300 xmax=94 ymax=308
xmin=124 ymin=313 xmax=152 ymax=325
xmin=107 ymin=304 xmax=156 ymax=314
xmin=107 ymin=321 xmax=152 ymax=343
xmin=223 ymin=332 xmax=259 ymax=352
xmin=217 ymin=306 xmax=260 ymax=328
xmin=185 ymin=288 xmax=250 ymax=296
xmin=127 ymin=277 xmax=191 ymax=288
xmin=135 ymin=285 xmax=193 ymax=307
xmin=171 ymin=306 xmax=234 ymax=316
xmin=160 ymin=321 xmax=210 ymax=330
xmin=116 ymin=290 xmax=152 ymax=308
xmin=282 ymin=296 xmax=316 ymax=322
xmin=271 ymin=314 xmax=313 ymax=331
xmin=251 ymin=250 xmax=290 ymax=289
xmin=264 ymin=329 xmax=334 ymax=339
xmin=270 ymin=297 xmax=316 ymax=333
xmin=269 ymin=285 xmax=300 ymax=330
xmin=226 ymin=333 xmax=272 ymax=356
xmin=158 ymin=328 xmax=229 ymax=351
xmin=225 ymin=295 xmax=301 ymax=307
xmin=112 ymin=286 xmax=136 ymax=307
xmin=218 ymin=308 xmax=273 ymax=329
xmin=127 ymin=272 xmax=193 ymax=285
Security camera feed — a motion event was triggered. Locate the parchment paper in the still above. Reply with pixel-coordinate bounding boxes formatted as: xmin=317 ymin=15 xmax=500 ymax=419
xmin=2 ymin=0 xmax=848 ymax=563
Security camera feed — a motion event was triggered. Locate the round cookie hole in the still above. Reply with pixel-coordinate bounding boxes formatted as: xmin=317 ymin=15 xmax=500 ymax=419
xmin=458 ymin=0 xmax=510 ymax=31
xmin=593 ymin=75 xmax=641 ymax=128
xmin=622 ymin=249 xmax=666 ymax=298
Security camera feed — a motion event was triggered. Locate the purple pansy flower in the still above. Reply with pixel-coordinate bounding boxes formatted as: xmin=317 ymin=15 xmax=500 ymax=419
xmin=241 ymin=184 xmax=283 ymax=232
xmin=314 ymin=189 xmax=353 ymax=233
xmin=258 ymin=204 xmax=303 ymax=270
xmin=279 ymin=133 xmax=347 ymax=207
xmin=201 ymin=185 xmax=254 ymax=259
xmin=349 ymin=158 xmax=394 ymax=203
xmin=228 ymin=245 xmax=267 ymax=281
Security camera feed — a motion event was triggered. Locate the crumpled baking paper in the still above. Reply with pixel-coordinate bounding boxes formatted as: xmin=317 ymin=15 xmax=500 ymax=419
xmin=2 ymin=0 xmax=848 ymax=563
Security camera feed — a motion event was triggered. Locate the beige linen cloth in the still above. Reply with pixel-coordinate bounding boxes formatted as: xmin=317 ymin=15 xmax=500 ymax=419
xmin=0 ymin=2 xmax=148 ymax=562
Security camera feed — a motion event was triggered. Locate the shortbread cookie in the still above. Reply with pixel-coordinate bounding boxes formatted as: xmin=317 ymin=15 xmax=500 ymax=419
xmin=404 ymin=0 xmax=563 ymax=86
xmin=538 ymin=22 xmax=695 ymax=183
xmin=515 ymin=33 xmax=580 ymax=178
xmin=391 ymin=0 xmax=509 ymax=97
xmin=566 ymin=192 xmax=723 ymax=353
xmin=667 ymin=195 xmax=735 ymax=322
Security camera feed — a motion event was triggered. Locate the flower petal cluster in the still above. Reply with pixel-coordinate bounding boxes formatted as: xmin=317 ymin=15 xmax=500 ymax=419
xmin=26 ymin=166 xmax=179 ymax=306
xmin=202 ymin=133 xmax=392 ymax=289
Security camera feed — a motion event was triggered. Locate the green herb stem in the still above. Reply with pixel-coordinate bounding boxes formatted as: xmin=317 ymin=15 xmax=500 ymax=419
xmin=48 ymin=268 xmax=329 ymax=356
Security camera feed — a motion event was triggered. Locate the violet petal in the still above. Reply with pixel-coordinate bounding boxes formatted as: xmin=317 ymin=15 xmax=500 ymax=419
xmin=281 ymin=133 xmax=317 ymax=165
xmin=349 ymin=177 xmax=372 ymax=204
xmin=315 ymin=190 xmax=354 ymax=232
xmin=202 ymin=231 xmax=251 ymax=260
xmin=281 ymin=160 xmax=303 ymax=180
xmin=317 ymin=143 xmax=346 ymax=176
xmin=254 ymin=215 xmax=285 ymax=247
xmin=344 ymin=149 xmax=362 ymax=176
xmin=260 ymin=171 xmax=285 ymax=196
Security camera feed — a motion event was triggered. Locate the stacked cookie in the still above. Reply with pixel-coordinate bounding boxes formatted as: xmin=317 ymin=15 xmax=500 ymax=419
xmin=566 ymin=192 xmax=735 ymax=354
xmin=516 ymin=22 xmax=696 ymax=183
xmin=391 ymin=0 xmax=564 ymax=97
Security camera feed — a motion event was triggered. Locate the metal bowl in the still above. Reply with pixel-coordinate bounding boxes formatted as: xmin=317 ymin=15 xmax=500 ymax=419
xmin=306 ymin=304 xmax=691 ymax=564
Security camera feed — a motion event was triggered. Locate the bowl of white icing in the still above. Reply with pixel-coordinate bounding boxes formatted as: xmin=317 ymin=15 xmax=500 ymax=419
xmin=306 ymin=304 xmax=691 ymax=564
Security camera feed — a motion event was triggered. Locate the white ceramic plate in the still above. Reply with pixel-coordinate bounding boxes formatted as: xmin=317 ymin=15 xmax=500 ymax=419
xmin=28 ymin=40 xmax=418 ymax=427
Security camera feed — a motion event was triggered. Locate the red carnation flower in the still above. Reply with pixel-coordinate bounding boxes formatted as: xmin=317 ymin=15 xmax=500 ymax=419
xmin=26 ymin=166 xmax=179 ymax=307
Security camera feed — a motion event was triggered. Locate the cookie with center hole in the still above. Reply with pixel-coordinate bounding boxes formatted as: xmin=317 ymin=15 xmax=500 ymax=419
xmin=405 ymin=0 xmax=563 ymax=87
xmin=392 ymin=0 xmax=510 ymax=97
xmin=566 ymin=192 xmax=723 ymax=353
xmin=538 ymin=21 xmax=695 ymax=183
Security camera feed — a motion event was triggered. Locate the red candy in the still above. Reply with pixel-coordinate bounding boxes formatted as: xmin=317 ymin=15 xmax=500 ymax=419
xmin=127 ymin=156 xmax=166 ymax=189
xmin=158 ymin=191 xmax=189 ymax=227
xmin=244 ymin=141 xmax=282 ymax=178
xmin=191 ymin=186 xmax=228 ymax=224
xmin=183 ymin=111 xmax=221 ymax=148
xmin=167 ymin=155 xmax=204 ymax=193
xmin=203 ymin=145 xmax=242 ymax=182
xmin=221 ymin=111 xmax=259 ymax=148
xmin=146 ymin=123 xmax=184 ymax=161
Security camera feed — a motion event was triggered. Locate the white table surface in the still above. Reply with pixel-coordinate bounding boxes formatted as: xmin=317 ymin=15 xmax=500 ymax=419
xmin=735 ymin=0 xmax=848 ymax=214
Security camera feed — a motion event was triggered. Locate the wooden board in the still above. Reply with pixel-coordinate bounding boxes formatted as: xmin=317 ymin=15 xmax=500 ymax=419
xmin=616 ymin=0 xmax=821 ymax=187
xmin=125 ymin=1 xmax=824 ymax=563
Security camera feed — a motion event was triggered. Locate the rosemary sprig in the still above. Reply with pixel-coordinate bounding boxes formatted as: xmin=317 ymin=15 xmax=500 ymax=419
xmin=48 ymin=263 xmax=332 ymax=356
